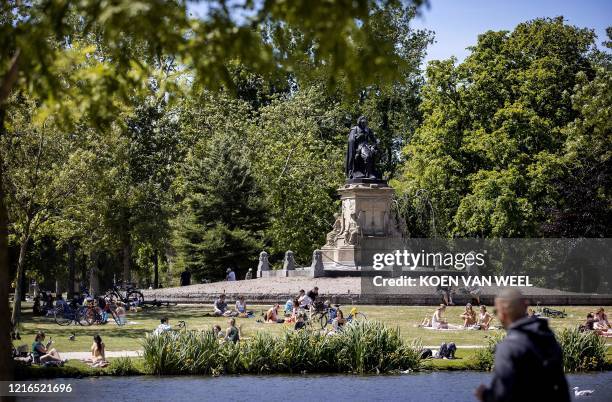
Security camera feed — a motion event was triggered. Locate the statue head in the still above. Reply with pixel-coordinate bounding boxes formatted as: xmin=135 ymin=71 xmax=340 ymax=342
xmin=357 ymin=116 xmax=368 ymax=130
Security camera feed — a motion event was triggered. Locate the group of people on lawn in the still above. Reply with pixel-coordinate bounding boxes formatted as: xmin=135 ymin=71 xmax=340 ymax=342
xmin=30 ymin=330 xmax=108 ymax=368
xmin=579 ymin=307 xmax=611 ymax=336
xmin=419 ymin=303 xmax=494 ymax=330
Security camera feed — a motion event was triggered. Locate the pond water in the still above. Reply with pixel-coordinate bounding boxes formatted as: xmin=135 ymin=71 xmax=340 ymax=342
xmin=17 ymin=371 xmax=612 ymax=402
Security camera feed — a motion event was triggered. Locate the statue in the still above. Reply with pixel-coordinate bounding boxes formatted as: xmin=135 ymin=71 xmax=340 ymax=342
xmin=345 ymin=116 xmax=381 ymax=180
xmin=326 ymin=213 xmax=344 ymax=246
xmin=346 ymin=212 xmax=362 ymax=245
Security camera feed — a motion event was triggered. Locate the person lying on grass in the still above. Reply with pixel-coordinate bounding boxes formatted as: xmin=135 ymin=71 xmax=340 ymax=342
xmin=32 ymin=331 xmax=67 ymax=365
xmin=460 ymin=303 xmax=477 ymax=327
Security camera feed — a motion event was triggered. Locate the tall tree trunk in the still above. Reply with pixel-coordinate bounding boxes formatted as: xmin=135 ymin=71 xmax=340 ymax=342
xmin=11 ymin=232 xmax=30 ymax=325
xmin=0 ymin=106 xmax=13 ymax=383
xmin=89 ymin=252 xmax=99 ymax=296
xmin=153 ymin=249 xmax=159 ymax=289
xmin=67 ymin=240 xmax=76 ymax=298
xmin=122 ymin=237 xmax=131 ymax=283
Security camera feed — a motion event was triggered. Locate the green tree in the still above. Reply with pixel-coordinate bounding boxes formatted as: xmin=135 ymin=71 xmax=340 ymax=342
xmin=174 ymin=133 xmax=267 ymax=280
xmin=1 ymin=94 xmax=85 ymax=323
xmin=396 ymin=17 xmax=604 ymax=238
xmin=249 ymin=88 xmax=345 ymax=262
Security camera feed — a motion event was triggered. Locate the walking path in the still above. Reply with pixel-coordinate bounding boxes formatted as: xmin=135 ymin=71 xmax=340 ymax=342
xmin=63 ymin=345 xmax=491 ymax=360
xmin=63 ymin=350 xmax=141 ymax=360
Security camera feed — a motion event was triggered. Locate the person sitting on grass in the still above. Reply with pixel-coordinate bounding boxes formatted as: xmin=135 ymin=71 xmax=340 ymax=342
xmin=32 ymin=331 xmax=66 ymax=365
xmin=82 ymin=334 xmax=108 ymax=367
xmin=154 ymin=317 xmax=172 ymax=335
xmin=475 ymin=305 xmax=493 ymax=330
xmin=298 ymin=289 xmax=312 ymax=309
xmin=225 ymin=318 xmax=240 ymax=344
xmin=55 ymin=295 xmax=67 ymax=310
xmin=284 ymin=297 xmax=294 ymax=315
xmin=331 ymin=309 xmax=346 ymax=332
xmin=265 ymin=304 xmax=285 ymax=323
xmin=460 ymin=303 xmax=477 ymax=327
xmin=594 ymin=307 xmax=610 ymax=330
xmin=212 ymin=324 xmax=224 ymax=339
xmin=235 ymin=295 xmax=248 ymax=317
xmin=431 ymin=304 xmax=448 ymax=329
xmin=213 ymin=294 xmax=232 ymax=317
xmin=579 ymin=313 xmax=597 ymax=333
xmin=294 ymin=313 xmax=306 ymax=330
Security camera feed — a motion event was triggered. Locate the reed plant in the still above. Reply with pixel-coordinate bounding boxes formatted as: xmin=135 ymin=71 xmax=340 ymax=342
xmin=557 ymin=328 xmax=606 ymax=372
xmin=141 ymin=321 xmax=422 ymax=375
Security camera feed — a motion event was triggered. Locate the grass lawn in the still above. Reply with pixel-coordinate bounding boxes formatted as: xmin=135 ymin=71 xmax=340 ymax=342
xmin=14 ymin=303 xmax=611 ymax=353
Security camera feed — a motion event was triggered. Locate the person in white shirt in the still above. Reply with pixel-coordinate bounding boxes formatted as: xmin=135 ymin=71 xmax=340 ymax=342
xmin=299 ymin=294 xmax=313 ymax=308
xmin=154 ymin=317 xmax=172 ymax=335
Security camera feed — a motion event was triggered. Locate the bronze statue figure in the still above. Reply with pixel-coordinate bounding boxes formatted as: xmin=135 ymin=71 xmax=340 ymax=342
xmin=345 ymin=116 xmax=381 ymax=181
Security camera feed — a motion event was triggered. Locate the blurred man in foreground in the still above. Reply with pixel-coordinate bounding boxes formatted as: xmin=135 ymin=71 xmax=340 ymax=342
xmin=475 ymin=289 xmax=569 ymax=402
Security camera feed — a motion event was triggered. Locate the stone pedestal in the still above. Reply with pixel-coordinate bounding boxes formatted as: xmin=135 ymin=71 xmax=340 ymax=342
xmin=321 ymin=182 xmax=406 ymax=270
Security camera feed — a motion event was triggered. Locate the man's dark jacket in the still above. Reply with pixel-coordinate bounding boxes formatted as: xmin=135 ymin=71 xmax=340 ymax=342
xmin=483 ymin=316 xmax=569 ymax=402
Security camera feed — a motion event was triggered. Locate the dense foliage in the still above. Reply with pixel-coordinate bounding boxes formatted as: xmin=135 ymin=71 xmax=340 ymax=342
xmin=395 ymin=17 xmax=611 ymax=239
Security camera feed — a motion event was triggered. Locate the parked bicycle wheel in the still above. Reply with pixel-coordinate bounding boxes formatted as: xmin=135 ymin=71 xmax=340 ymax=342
xmin=105 ymin=291 xmax=120 ymax=304
xmin=318 ymin=312 xmax=329 ymax=329
xmin=54 ymin=307 xmax=73 ymax=326
xmin=77 ymin=306 xmax=92 ymax=326
xmin=108 ymin=305 xmax=126 ymax=326
xmin=126 ymin=290 xmax=144 ymax=307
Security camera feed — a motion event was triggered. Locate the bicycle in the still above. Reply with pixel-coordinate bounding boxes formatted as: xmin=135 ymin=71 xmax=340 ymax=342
xmin=80 ymin=297 xmax=128 ymax=326
xmin=105 ymin=281 xmax=145 ymax=308
xmin=310 ymin=303 xmax=367 ymax=330
xmin=53 ymin=304 xmax=88 ymax=326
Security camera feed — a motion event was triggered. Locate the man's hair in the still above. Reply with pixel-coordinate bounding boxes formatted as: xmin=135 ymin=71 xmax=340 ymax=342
xmin=219 ymin=294 xmax=225 ymax=298
xmin=496 ymin=289 xmax=527 ymax=320
xmin=161 ymin=317 xmax=168 ymax=324
xmin=357 ymin=115 xmax=367 ymax=125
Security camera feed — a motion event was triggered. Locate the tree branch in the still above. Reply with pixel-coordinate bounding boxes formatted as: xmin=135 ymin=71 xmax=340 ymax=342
xmin=0 ymin=49 xmax=21 ymax=105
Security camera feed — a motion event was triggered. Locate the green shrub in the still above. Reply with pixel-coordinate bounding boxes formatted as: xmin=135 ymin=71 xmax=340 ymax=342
xmin=558 ymin=328 xmax=606 ymax=372
xmin=108 ymin=357 xmax=138 ymax=376
xmin=141 ymin=321 xmax=422 ymax=375
xmin=469 ymin=332 xmax=505 ymax=371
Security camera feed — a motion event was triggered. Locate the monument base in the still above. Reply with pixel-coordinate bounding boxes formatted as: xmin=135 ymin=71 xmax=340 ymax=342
xmin=320 ymin=182 xmax=407 ymax=272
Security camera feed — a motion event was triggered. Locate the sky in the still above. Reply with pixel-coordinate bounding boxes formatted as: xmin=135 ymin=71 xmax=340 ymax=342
xmin=411 ymin=0 xmax=611 ymax=63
